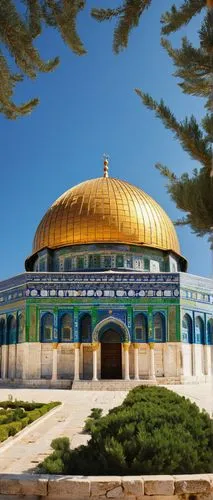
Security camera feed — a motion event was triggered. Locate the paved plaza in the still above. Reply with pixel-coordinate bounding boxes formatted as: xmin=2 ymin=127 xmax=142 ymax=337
xmin=0 ymin=383 xmax=212 ymax=474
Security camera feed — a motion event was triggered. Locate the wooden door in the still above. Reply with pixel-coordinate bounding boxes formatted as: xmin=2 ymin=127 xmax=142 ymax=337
xmin=101 ymin=343 xmax=122 ymax=379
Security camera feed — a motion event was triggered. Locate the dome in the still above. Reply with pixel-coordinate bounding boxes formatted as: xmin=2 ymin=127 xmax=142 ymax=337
xmin=32 ymin=176 xmax=181 ymax=256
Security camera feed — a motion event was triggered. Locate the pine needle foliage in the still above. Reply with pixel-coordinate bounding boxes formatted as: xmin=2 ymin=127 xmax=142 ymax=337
xmin=39 ymin=386 xmax=213 ymax=475
xmin=135 ymin=2 xmax=213 ymax=242
xmin=0 ymin=0 xmax=86 ymax=119
xmin=91 ymin=0 xmax=152 ymax=54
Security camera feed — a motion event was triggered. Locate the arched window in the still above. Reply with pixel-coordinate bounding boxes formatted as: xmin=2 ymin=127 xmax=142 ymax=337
xmin=195 ymin=316 xmax=205 ymax=344
xmin=64 ymin=258 xmax=72 ymax=271
xmin=80 ymin=314 xmax=91 ymax=342
xmin=60 ymin=314 xmax=72 ymax=341
xmin=207 ymin=319 xmax=213 ymax=344
xmin=182 ymin=313 xmax=192 ymax=343
xmin=7 ymin=315 xmax=17 ymax=343
xmin=17 ymin=313 xmax=25 ymax=343
xmin=41 ymin=313 xmax=54 ymax=341
xmin=134 ymin=313 xmax=147 ymax=342
xmin=153 ymin=312 xmax=165 ymax=342
xmin=0 ymin=318 xmax=5 ymax=344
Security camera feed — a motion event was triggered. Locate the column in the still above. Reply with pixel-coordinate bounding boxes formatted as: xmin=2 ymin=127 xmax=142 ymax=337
xmin=52 ymin=343 xmax=58 ymax=381
xmin=133 ymin=343 xmax=139 ymax=380
xmin=149 ymin=342 xmax=156 ymax=380
xmin=74 ymin=343 xmax=80 ymax=380
xmin=123 ymin=343 xmax=130 ymax=380
xmin=92 ymin=343 xmax=99 ymax=381
xmin=1 ymin=345 xmax=8 ymax=379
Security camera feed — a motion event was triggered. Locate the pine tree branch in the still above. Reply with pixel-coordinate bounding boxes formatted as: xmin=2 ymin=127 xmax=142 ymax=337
xmin=0 ymin=0 xmax=59 ymax=77
xmin=45 ymin=0 xmax=86 ymax=55
xmin=0 ymin=51 xmax=38 ymax=119
xmin=161 ymin=36 xmax=212 ymax=104
xmin=24 ymin=0 xmax=42 ymax=38
xmin=161 ymin=0 xmax=205 ymax=35
xmin=91 ymin=0 xmax=151 ymax=54
xmin=91 ymin=7 xmax=124 ymax=22
xmin=155 ymin=161 xmax=213 ymax=236
xmin=135 ymin=89 xmax=212 ymax=170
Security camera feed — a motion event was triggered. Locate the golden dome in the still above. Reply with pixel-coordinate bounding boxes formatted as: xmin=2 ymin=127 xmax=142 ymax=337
xmin=32 ymin=176 xmax=181 ymax=256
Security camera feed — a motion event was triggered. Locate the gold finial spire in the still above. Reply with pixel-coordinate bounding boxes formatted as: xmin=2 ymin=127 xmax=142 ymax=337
xmin=103 ymin=154 xmax=109 ymax=178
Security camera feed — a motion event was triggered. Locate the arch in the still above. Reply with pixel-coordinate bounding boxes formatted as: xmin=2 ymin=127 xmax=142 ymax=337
xmin=134 ymin=313 xmax=148 ymax=342
xmin=92 ymin=316 xmax=130 ymax=343
xmin=182 ymin=313 xmax=193 ymax=343
xmin=79 ymin=313 xmax=92 ymax=342
xmin=7 ymin=315 xmax=17 ymax=343
xmin=153 ymin=312 xmax=166 ymax=342
xmin=207 ymin=318 xmax=213 ymax=344
xmin=0 ymin=317 xmax=5 ymax=345
xmin=60 ymin=313 xmax=72 ymax=341
xmin=41 ymin=312 xmax=54 ymax=342
xmin=195 ymin=315 xmax=205 ymax=344
xmin=17 ymin=313 xmax=25 ymax=343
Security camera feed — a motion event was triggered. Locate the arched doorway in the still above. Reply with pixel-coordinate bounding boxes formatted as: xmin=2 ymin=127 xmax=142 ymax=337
xmin=100 ymin=329 xmax=122 ymax=379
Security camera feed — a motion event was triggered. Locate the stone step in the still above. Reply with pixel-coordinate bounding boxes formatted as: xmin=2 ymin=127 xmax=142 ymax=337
xmin=72 ymin=377 xmax=181 ymax=390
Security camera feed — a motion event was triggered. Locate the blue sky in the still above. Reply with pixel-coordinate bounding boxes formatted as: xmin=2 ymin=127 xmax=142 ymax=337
xmin=0 ymin=0 xmax=211 ymax=280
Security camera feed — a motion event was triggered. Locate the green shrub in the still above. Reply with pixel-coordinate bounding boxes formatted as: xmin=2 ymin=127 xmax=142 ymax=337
xmin=83 ymin=407 xmax=103 ymax=433
xmin=7 ymin=421 xmax=23 ymax=436
xmin=28 ymin=410 xmax=42 ymax=423
xmin=40 ymin=386 xmax=213 ymax=475
xmin=0 ymin=426 xmax=9 ymax=441
xmin=20 ymin=416 xmax=30 ymax=428
xmin=40 ymin=437 xmax=71 ymax=474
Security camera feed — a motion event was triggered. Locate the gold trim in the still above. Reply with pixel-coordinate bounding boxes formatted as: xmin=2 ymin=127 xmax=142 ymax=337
xmin=52 ymin=342 xmax=58 ymax=350
xmin=149 ymin=342 xmax=155 ymax=350
xmin=133 ymin=343 xmax=139 ymax=349
xmin=92 ymin=342 xmax=99 ymax=351
xmin=74 ymin=342 xmax=81 ymax=349
xmin=123 ymin=343 xmax=130 ymax=351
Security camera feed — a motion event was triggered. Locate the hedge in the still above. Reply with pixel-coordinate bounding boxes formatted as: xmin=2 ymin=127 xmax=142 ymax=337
xmin=0 ymin=401 xmax=60 ymax=443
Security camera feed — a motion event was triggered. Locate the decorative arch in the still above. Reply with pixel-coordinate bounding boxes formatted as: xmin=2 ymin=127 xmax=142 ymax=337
xmin=41 ymin=312 xmax=54 ymax=342
xmin=207 ymin=318 xmax=213 ymax=344
xmin=195 ymin=315 xmax=205 ymax=344
xmin=182 ymin=313 xmax=193 ymax=343
xmin=153 ymin=312 xmax=166 ymax=342
xmin=79 ymin=313 xmax=92 ymax=342
xmin=92 ymin=316 xmax=130 ymax=343
xmin=60 ymin=313 xmax=72 ymax=341
xmin=134 ymin=313 xmax=147 ymax=342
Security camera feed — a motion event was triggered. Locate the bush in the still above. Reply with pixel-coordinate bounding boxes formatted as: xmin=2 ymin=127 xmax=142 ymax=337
xmin=0 ymin=426 xmax=8 ymax=442
xmin=40 ymin=386 xmax=213 ymax=475
xmin=83 ymin=408 xmax=103 ymax=434
xmin=28 ymin=410 xmax=42 ymax=423
xmin=7 ymin=421 xmax=23 ymax=436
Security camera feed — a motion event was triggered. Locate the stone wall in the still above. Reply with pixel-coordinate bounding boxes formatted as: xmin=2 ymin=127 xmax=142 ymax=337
xmin=0 ymin=474 xmax=212 ymax=499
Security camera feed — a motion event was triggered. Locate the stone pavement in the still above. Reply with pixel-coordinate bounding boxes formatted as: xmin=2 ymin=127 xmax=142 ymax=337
xmin=0 ymin=383 xmax=211 ymax=474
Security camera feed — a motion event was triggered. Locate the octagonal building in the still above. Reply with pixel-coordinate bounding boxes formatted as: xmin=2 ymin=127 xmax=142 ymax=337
xmin=0 ymin=161 xmax=212 ymax=388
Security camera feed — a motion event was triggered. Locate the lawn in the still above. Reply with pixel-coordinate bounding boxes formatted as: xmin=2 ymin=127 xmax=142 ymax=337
xmin=0 ymin=400 xmax=60 ymax=442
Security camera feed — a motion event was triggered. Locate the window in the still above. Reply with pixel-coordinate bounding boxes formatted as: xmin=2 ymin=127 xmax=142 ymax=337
xmin=41 ymin=313 xmax=54 ymax=341
xmin=17 ymin=313 xmax=24 ymax=343
xmin=126 ymin=256 xmax=132 ymax=268
xmin=60 ymin=314 xmax=72 ymax=341
xmin=39 ymin=259 xmax=45 ymax=272
xmin=116 ymin=255 xmax=124 ymax=267
xmin=134 ymin=313 xmax=147 ymax=342
xmin=0 ymin=318 xmax=5 ymax=344
xmin=80 ymin=314 xmax=91 ymax=342
xmin=144 ymin=258 xmax=150 ymax=271
xmin=182 ymin=313 xmax=192 ymax=343
xmin=207 ymin=319 xmax=213 ymax=344
xmin=104 ymin=256 xmax=111 ymax=268
xmin=7 ymin=315 xmax=17 ymax=343
xmin=93 ymin=255 xmax=101 ymax=268
xmin=77 ymin=257 xmax=84 ymax=269
xmin=195 ymin=316 xmax=204 ymax=344
xmin=64 ymin=258 xmax=72 ymax=271
xmin=153 ymin=313 xmax=165 ymax=341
